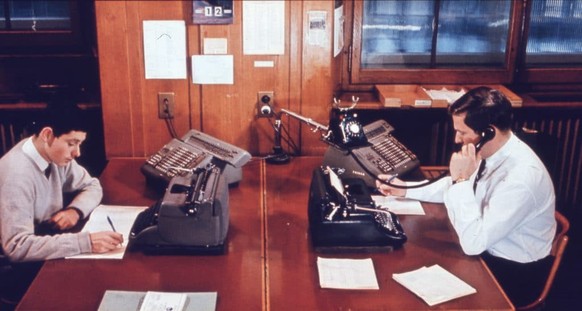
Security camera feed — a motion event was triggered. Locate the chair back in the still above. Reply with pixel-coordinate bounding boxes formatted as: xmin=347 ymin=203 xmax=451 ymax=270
xmin=517 ymin=211 xmax=570 ymax=311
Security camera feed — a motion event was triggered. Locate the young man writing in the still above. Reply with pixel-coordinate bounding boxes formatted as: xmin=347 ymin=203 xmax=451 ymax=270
xmin=0 ymin=105 xmax=122 ymax=305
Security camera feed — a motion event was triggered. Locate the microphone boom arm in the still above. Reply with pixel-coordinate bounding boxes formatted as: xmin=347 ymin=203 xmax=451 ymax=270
xmin=280 ymin=108 xmax=329 ymax=133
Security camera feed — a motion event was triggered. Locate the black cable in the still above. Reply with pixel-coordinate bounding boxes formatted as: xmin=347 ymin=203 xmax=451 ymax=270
xmin=346 ymin=147 xmax=450 ymax=189
xmin=165 ymin=117 xmax=178 ymax=138
xmin=267 ymin=115 xmax=300 ymax=155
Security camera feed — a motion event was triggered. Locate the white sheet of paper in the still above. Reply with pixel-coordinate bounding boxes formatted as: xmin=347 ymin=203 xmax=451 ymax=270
xmin=242 ymin=0 xmax=285 ymax=55
xmin=203 ymin=38 xmax=228 ymax=55
xmin=326 ymin=166 xmax=345 ymax=197
xmin=333 ymin=5 xmax=345 ymax=57
xmin=422 ymin=87 xmax=466 ymax=104
xmin=392 ymin=264 xmax=477 ymax=306
xmin=66 ymin=205 xmax=147 ymax=259
xmin=372 ymin=196 xmax=425 ymax=215
xmin=192 ymin=55 xmax=234 ymax=84
xmin=140 ymin=291 xmax=187 ymax=311
xmin=143 ymin=20 xmax=187 ymax=79
xmin=317 ymin=257 xmax=379 ymax=290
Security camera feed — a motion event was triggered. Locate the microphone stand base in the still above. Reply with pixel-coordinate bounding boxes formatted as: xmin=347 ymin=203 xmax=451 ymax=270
xmin=266 ymin=147 xmax=291 ymax=165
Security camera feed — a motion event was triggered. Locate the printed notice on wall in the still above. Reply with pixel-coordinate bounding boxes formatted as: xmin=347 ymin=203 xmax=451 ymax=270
xmin=307 ymin=11 xmax=327 ymax=47
xmin=143 ymin=20 xmax=187 ymax=79
xmin=333 ymin=4 xmax=345 ymax=57
xmin=192 ymin=55 xmax=234 ymax=85
xmin=242 ymin=0 xmax=285 ymax=55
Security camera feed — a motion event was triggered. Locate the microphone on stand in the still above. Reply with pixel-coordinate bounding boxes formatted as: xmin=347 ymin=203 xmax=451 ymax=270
xmin=265 ymin=112 xmax=291 ymax=164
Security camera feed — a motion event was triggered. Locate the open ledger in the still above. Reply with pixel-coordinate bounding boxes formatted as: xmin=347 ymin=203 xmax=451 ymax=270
xmin=317 ymin=257 xmax=379 ymax=290
xmin=392 ymin=264 xmax=476 ymax=306
xmin=97 ymin=290 xmax=217 ymax=311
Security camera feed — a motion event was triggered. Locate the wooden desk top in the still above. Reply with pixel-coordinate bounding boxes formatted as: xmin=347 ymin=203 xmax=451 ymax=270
xmin=264 ymin=157 xmax=513 ymax=310
xmin=17 ymin=158 xmax=264 ymax=311
xmin=17 ymin=157 xmax=513 ymax=310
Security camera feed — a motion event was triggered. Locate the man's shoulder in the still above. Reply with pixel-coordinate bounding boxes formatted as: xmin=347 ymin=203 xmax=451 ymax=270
xmin=0 ymin=149 xmax=36 ymax=183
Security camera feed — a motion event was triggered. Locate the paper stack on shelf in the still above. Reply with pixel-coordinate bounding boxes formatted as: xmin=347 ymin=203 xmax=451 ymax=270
xmin=422 ymin=87 xmax=466 ymax=107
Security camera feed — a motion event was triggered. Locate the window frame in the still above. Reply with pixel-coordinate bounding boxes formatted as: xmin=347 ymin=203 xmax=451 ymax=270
xmin=0 ymin=0 xmax=84 ymax=52
xmin=514 ymin=0 xmax=582 ymax=84
xmin=345 ymin=0 xmax=525 ymax=86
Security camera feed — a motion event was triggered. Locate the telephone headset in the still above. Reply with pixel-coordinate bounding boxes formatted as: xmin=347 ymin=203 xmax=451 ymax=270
xmin=372 ymin=125 xmax=496 ymax=190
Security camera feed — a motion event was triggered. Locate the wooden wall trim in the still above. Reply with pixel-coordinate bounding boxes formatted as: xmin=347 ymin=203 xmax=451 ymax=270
xmin=96 ymin=1 xmax=338 ymax=158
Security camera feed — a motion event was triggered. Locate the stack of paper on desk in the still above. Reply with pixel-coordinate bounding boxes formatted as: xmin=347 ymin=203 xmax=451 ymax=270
xmin=392 ymin=264 xmax=476 ymax=306
xmin=317 ymin=257 xmax=379 ymax=290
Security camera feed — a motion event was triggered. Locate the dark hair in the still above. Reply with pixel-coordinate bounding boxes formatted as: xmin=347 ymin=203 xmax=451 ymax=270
xmin=29 ymin=103 xmax=92 ymax=137
xmin=448 ymin=86 xmax=513 ymax=132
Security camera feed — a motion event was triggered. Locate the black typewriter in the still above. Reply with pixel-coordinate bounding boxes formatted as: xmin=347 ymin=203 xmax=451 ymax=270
xmin=308 ymin=166 xmax=407 ymax=252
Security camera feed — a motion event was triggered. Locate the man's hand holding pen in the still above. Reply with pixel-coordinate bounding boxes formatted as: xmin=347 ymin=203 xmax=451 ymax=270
xmin=89 ymin=216 xmax=123 ymax=253
xmin=376 ymin=174 xmax=407 ymax=197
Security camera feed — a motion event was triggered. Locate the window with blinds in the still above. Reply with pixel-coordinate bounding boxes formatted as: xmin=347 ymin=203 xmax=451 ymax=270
xmin=1 ymin=0 xmax=71 ymax=30
xmin=526 ymin=0 xmax=582 ymax=67
xmin=347 ymin=0 xmax=582 ymax=86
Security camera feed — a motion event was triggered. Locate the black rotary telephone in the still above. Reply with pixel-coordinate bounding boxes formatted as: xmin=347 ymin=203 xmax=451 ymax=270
xmin=475 ymin=126 xmax=496 ymax=152
xmin=328 ymin=97 xmax=368 ymax=149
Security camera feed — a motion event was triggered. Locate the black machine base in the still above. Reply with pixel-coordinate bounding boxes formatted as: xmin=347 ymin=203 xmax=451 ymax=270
xmin=128 ymin=242 xmax=226 ymax=256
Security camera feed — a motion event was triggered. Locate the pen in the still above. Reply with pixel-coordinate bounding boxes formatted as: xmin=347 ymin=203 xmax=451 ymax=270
xmin=106 ymin=215 xmax=117 ymax=233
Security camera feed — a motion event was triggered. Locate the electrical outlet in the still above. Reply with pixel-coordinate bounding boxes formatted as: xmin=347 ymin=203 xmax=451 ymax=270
xmin=257 ymin=91 xmax=274 ymax=118
xmin=158 ymin=92 xmax=175 ymax=119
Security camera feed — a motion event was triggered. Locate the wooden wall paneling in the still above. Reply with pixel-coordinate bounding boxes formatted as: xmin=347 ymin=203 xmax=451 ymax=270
xmin=299 ymin=1 xmax=335 ymax=156
xmin=137 ymin=2 xmax=191 ymax=156
xmin=243 ymin=1 xmax=294 ymax=156
xmin=95 ymin=1 xmax=135 ymax=157
xmin=286 ymin=0 xmax=305 ymax=156
xmin=125 ymin=1 xmax=146 ymax=157
xmin=196 ymin=0 xmax=249 ymax=150
xmin=187 ymin=16 xmax=202 ymax=132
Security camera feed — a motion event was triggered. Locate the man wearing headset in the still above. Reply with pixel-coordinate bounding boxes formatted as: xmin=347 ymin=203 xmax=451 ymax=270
xmin=376 ymin=86 xmax=556 ymax=307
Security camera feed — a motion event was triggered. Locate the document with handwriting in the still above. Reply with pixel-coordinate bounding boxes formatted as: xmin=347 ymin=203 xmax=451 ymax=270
xmin=66 ymin=204 xmax=147 ymax=259
xmin=392 ymin=264 xmax=476 ymax=306
xmin=317 ymin=257 xmax=379 ymax=290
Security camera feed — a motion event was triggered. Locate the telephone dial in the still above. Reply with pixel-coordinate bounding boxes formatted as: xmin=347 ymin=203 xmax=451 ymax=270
xmin=475 ymin=126 xmax=495 ymax=152
xmin=328 ymin=97 xmax=368 ymax=149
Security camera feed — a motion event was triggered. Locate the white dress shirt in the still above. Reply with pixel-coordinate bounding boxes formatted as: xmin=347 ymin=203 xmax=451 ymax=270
xmin=405 ymin=133 xmax=556 ymax=263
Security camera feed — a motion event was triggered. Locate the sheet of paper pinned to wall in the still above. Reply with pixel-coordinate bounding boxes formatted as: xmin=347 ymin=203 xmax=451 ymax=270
xmin=204 ymin=38 xmax=228 ymax=55
xmin=242 ymin=0 xmax=285 ymax=55
xmin=308 ymin=11 xmax=328 ymax=47
xmin=192 ymin=55 xmax=234 ymax=85
xmin=143 ymin=20 xmax=187 ymax=79
xmin=333 ymin=4 xmax=345 ymax=57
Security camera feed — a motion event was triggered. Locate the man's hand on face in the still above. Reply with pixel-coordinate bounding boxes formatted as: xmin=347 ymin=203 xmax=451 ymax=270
xmin=450 ymin=143 xmax=481 ymax=181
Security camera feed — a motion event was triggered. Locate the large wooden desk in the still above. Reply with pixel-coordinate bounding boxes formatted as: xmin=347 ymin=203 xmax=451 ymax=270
xmin=265 ymin=157 xmax=513 ymax=310
xmin=17 ymin=158 xmax=264 ymax=311
xmin=17 ymin=157 xmax=513 ymax=310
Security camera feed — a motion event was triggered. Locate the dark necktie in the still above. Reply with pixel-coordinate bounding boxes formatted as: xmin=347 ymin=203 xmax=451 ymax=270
xmin=44 ymin=165 xmax=51 ymax=179
xmin=473 ymin=159 xmax=486 ymax=193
